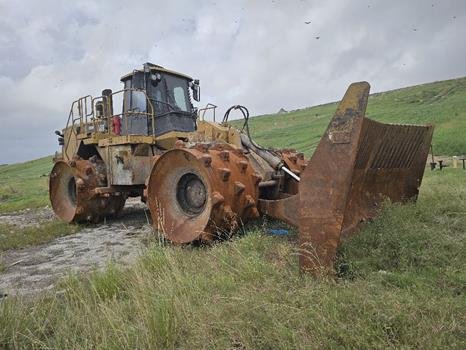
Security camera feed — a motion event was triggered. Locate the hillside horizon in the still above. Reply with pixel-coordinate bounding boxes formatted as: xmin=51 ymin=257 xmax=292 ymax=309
xmin=274 ymin=75 xmax=466 ymax=114
xmin=239 ymin=76 xmax=466 ymax=157
xmin=3 ymin=75 xmax=466 ymax=166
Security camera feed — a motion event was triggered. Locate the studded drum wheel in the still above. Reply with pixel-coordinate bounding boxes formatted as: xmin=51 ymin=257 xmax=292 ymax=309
xmin=147 ymin=145 xmax=261 ymax=243
xmin=49 ymin=159 xmax=125 ymax=223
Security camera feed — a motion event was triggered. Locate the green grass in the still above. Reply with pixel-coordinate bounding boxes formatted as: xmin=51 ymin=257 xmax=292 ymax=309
xmin=235 ymin=77 xmax=466 ymax=156
xmin=0 ymin=78 xmax=465 ymax=348
xmin=0 ymin=156 xmax=52 ymax=213
xmin=0 ymin=170 xmax=465 ymax=349
xmin=0 ymin=221 xmax=80 ymax=252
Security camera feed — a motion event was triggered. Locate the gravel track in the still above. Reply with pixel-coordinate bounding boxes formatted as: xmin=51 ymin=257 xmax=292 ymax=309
xmin=0 ymin=199 xmax=151 ymax=297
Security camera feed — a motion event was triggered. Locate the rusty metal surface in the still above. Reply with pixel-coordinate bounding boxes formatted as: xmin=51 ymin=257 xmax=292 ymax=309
xmin=258 ymin=195 xmax=300 ymax=227
xmin=257 ymin=150 xmax=308 ymax=222
xmin=297 ymin=82 xmax=371 ymax=275
xmin=277 ymin=149 xmax=308 ymax=195
xmin=146 ymin=143 xmax=260 ymax=243
xmin=340 ymin=119 xmax=434 ymax=238
xmin=49 ymin=157 xmax=125 ymax=223
xmin=256 ymin=82 xmax=433 ymax=276
xmin=297 ymin=82 xmax=433 ymax=275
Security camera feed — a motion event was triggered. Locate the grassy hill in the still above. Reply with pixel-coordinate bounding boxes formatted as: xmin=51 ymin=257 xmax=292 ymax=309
xmin=0 ymin=156 xmax=51 ymax=212
xmin=0 ymin=78 xmax=465 ymax=348
xmin=237 ymin=77 xmax=466 ymax=156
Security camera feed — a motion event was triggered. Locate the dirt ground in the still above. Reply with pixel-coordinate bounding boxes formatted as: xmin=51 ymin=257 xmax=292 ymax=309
xmin=0 ymin=199 xmax=152 ymax=297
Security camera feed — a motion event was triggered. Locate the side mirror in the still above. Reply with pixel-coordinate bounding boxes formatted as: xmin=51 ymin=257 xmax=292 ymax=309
xmin=192 ymin=80 xmax=200 ymax=102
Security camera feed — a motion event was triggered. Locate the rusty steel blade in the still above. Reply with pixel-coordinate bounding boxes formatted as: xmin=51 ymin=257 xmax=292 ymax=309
xmin=297 ymin=82 xmax=371 ymax=275
xmin=297 ymin=82 xmax=433 ymax=275
xmin=339 ymin=119 xmax=434 ymax=239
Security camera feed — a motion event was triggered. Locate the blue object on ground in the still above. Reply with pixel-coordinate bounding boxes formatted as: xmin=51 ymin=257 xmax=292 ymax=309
xmin=267 ymin=228 xmax=289 ymax=235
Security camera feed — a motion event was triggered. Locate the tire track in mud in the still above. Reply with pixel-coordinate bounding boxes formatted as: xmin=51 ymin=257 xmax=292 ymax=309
xmin=0 ymin=199 xmax=151 ymax=297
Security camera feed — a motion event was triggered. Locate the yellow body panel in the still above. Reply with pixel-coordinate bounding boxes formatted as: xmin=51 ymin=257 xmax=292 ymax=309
xmin=83 ymin=133 xmax=111 ymax=144
xmin=61 ymin=119 xmax=242 ymax=161
xmin=98 ymin=135 xmax=157 ymax=147
xmin=62 ymin=127 xmax=78 ymax=161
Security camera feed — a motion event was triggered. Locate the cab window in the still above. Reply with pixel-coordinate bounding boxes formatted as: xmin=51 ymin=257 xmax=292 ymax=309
xmin=131 ymin=90 xmax=147 ymax=113
xmin=173 ymin=86 xmax=188 ymax=111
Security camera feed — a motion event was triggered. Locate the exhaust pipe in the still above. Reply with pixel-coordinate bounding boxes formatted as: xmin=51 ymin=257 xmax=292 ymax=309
xmin=102 ymin=89 xmax=113 ymax=117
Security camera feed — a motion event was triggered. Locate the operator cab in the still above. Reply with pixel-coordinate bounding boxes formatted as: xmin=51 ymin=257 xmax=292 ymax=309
xmin=120 ymin=62 xmax=200 ymax=136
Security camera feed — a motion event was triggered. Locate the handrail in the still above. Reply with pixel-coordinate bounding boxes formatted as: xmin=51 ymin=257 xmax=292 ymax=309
xmin=63 ymin=95 xmax=92 ymax=160
xmin=62 ymin=89 xmax=158 ymax=159
xmin=91 ymin=88 xmax=156 ymax=136
xmin=61 ymin=84 xmax=200 ymax=158
xmin=198 ymin=103 xmax=217 ymax=122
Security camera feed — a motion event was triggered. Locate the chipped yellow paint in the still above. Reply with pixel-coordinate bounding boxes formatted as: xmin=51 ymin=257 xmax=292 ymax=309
xmin=98 ymin=135 xmax=157 ymax=147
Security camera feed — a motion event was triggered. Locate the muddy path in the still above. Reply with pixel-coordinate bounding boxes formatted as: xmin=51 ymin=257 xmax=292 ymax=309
xmin=0 ymin=199 xmax=152 ymax=297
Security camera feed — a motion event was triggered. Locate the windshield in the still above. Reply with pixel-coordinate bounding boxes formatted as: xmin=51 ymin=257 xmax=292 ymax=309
xmin=150 ymin=73 xmax=191 ymax=113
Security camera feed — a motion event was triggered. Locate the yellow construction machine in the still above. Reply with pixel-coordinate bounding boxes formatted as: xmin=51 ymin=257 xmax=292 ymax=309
xmin=50 ymin=63 xmax=433 ymax=275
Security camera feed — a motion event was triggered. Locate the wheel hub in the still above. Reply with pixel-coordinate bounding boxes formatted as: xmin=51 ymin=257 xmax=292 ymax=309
xmin=176 ymin=173 xmax=207 ymax=215
xmin=67 ymin=177 xmax=77 ymax=206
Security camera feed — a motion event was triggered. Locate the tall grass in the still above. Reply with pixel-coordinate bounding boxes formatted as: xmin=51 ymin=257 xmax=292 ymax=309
xmin=1 ymin=170 xmax=465 ymax=349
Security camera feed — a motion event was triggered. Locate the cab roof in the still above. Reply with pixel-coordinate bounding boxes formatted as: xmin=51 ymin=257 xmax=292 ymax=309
xmin=120 ymin=63 xmax=194 ymax=82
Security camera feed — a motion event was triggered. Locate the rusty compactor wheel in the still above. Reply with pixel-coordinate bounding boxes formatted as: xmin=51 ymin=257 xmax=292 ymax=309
xmin=49 ymin=158 xmax=125 ymax=223
xmin=147 ymin=144 xmax=261 ymax=243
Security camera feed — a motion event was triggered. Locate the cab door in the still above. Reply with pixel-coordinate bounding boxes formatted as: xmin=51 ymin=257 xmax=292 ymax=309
xmin=121 ymin=72 xmax=149 ymax=135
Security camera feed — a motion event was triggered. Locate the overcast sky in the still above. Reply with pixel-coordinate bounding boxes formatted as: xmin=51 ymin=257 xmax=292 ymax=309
xmin=0 ymin=0 xmax=465 ymax=164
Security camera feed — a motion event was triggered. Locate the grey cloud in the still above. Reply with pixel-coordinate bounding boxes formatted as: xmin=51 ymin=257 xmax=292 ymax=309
xmin=0 ymin=0 xmax=465 ymax=163
xmin=0 ymin=1 xmax=96 ymax=80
